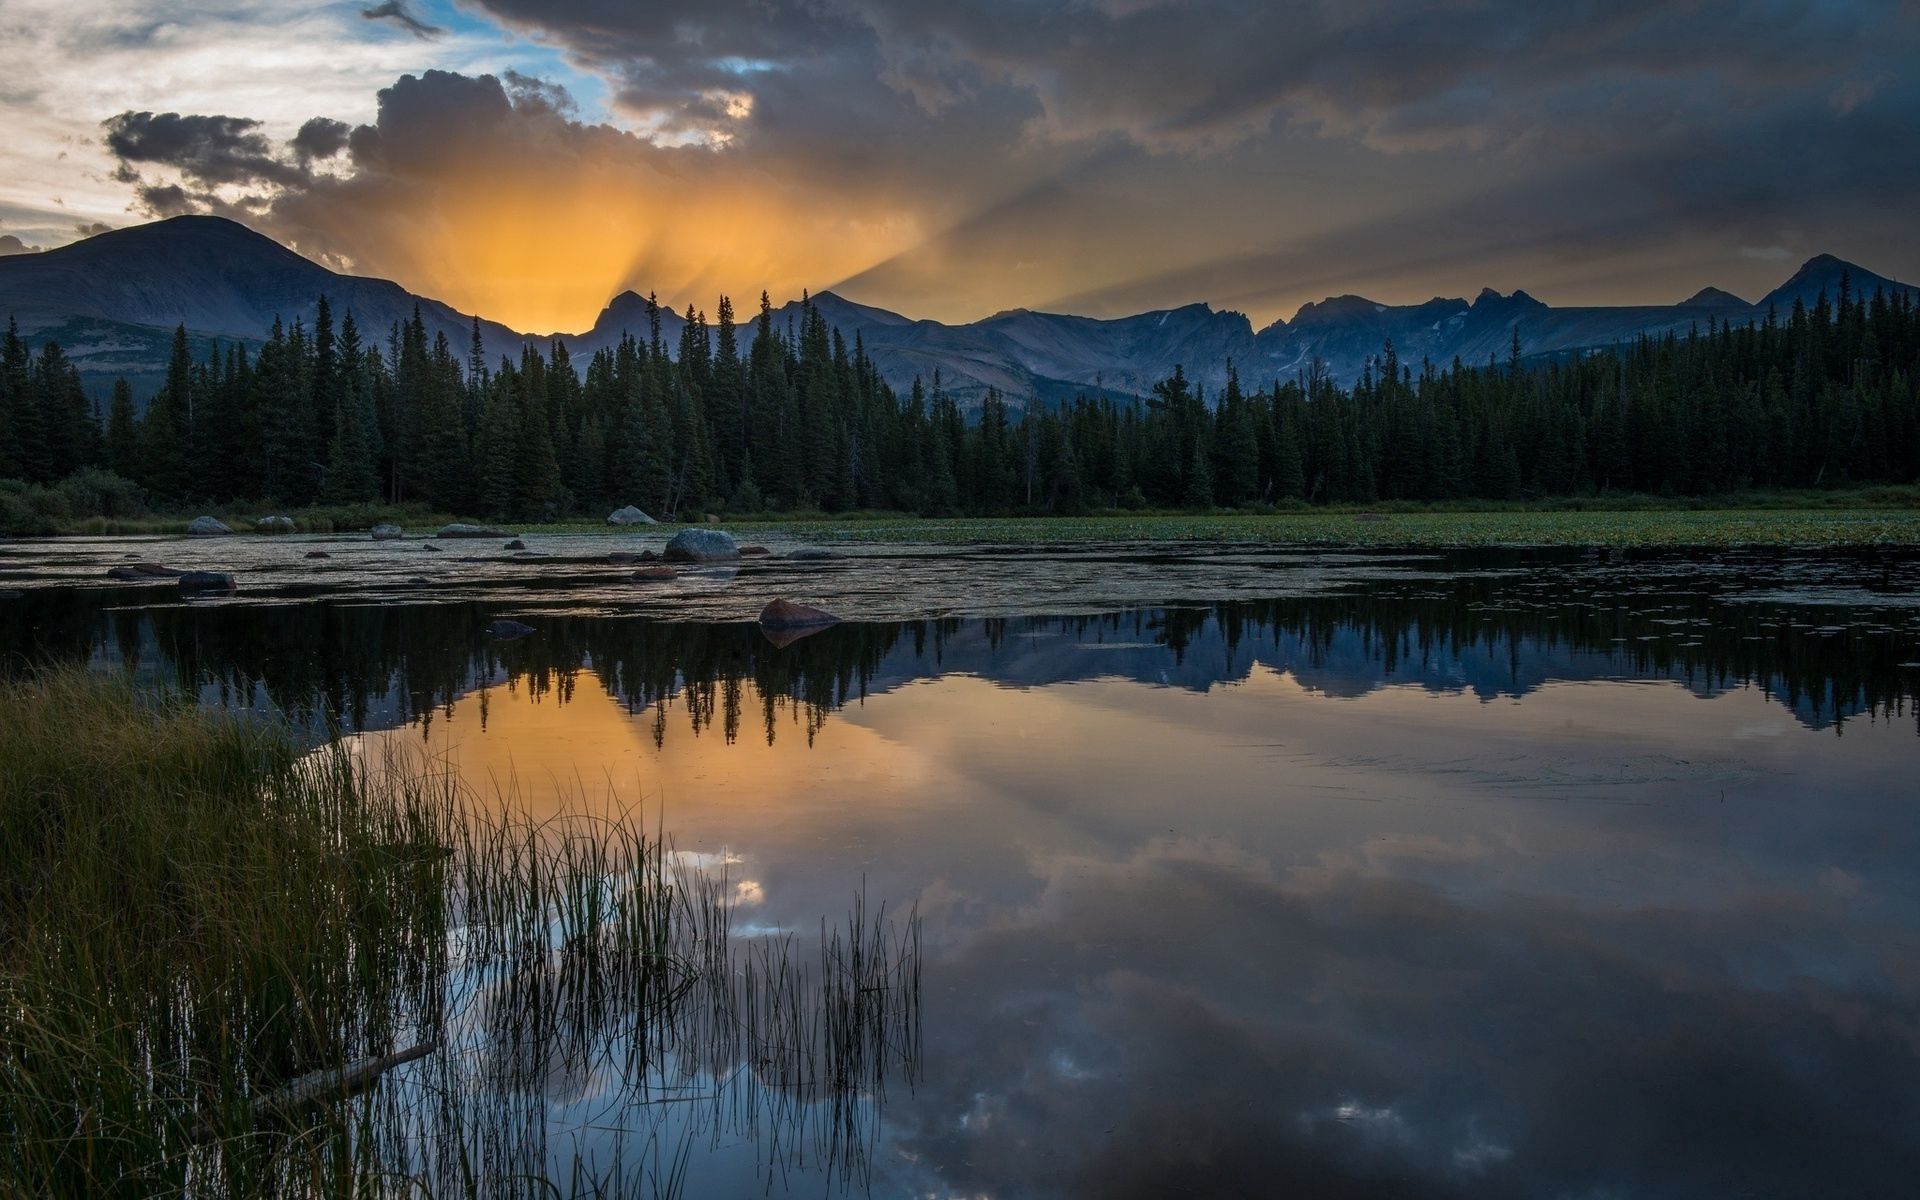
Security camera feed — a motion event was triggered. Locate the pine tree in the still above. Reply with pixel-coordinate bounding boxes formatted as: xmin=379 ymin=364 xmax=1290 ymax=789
xmin=105 ymin=379 xmax=139 ymax=478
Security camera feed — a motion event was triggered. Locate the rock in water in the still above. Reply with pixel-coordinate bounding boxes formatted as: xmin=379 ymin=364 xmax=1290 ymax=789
xmin=631 ymin=566 xmax=678 ymax=581
xmin=255 ymin=515 xmax=296 ymax=533
xmin=178 ymin=571 xmax=236 ymax=593
xmin=607 ymin=505 xmax=657 ymax=525
xmin=436 ymin=523 xmax=513 ymax=539
xmin=503 ymin=539 xmax=526 ymax=550
xmin=305 ymin=551 xmax=331 ymax=559
xmin=486 ymin=619 xmax=536 ymax=640
xmin=186 ymin=516 xmax=233 ymax=536
xmin=663 ymin=529 xmax=740 ymax=562
xmin=370 ymin=523 xmax=404 ymax=540
xmin=758 ymin=598 xmax=841 ymax=648
xmin=759 ymin=598 xmax=841 ymax=630
xmin=738 ymin=545 xmax=770 ymax=556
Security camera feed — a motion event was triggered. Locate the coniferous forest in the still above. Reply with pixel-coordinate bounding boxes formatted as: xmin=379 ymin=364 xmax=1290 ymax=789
xmin=2 ymin=280 xmax=1917 ymax=524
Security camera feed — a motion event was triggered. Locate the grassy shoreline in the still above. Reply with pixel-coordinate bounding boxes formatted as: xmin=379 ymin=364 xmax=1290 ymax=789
xmin=0 ymin=668 xmax=920 ymax=1196
xmin=18 ymin=490 xmax=1920 ymax=549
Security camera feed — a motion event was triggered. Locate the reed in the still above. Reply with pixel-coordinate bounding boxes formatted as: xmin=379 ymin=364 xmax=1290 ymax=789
xmin=0 ymin=668 xmax=919 ymax=1197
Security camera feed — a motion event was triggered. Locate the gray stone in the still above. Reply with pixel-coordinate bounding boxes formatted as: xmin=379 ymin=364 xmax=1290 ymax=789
xmin=371 ymin=523 xmax=404 ymax=540
xmin=663 ymin=528 xmax=740 ymax=563
xmin=607 ymin=505 xmax=657 ymax=526
xmin=186 ymin=516 xmax=233 ymax=536
xmin=436 ymin=523 xmax=514 ymax=539
xmin=486 ymin=619 xmax=536 ymax=640
xmin=178 ymin=571 xmax=237 ymax=593
xmin=305 ymin=550 xmax=331 ymax=559
xmin=504 ymin=539 xmax=526 ymax=550
xmin=255 ymin=515 xmax=296 ymax=533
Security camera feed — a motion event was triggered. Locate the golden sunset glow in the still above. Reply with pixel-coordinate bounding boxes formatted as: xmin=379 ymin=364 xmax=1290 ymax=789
xmin=289 ymin=167 xmax=927 ymax=334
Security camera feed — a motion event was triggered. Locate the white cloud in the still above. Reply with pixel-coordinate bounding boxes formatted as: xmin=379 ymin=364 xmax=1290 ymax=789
xmin=0 ymin=0 xmax=514 ymax=243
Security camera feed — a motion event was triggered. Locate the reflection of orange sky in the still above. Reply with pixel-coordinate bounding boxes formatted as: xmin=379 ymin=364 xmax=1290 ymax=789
xmin=329 ymin=657 xmax=1920 ymax=953
xmin=351 ymin=670 xmax=942 ymax=826
xmin=341 ymin=661 xmax=1889 ymax=881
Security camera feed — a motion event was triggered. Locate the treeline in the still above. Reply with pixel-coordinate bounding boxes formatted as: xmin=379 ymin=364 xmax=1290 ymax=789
xmin=2 ymin=278 xmax=1917 ymax=519
xmin=11 ymin=586 xmax=1911 ymax=741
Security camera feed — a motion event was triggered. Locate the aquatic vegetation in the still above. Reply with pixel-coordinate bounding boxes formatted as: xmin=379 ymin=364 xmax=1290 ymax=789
xmin=0 ymin=668 xmax=920 ymax=1197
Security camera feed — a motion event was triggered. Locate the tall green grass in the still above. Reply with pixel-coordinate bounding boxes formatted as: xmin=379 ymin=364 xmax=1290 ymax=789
xmin=0 ymin=669 xmax=920 ymax=1197
xmin=0 ymin=669 xmax=454 ymax=1195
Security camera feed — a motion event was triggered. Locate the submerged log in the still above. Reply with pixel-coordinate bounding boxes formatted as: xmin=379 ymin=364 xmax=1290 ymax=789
xmin=194 ymin=1042 xmax=437 ymax=1141
xmin=255 ymin=1042 xmax=437 ymax=1117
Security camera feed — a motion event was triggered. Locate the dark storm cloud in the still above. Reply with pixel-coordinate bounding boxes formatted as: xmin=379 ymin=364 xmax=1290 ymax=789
xmin=884 ymin=838 xmax=1920 ymax=1198
xmin=359 ymin=0 xmax=444 ymax=41
xmin=291 ymin=117 xmax=351 ymax=165
xmin=86 ymin=0 xmax=1920 ymax=325
xmin=461 ymin=0 xmax=1894 ymax=152
xmin=131 ymin=182 xmax=195 ymax=217
xmin=102 ymin=111 xmax=307 ymax=189
xmin=448 ymin=0 xmax=1920 ymax=317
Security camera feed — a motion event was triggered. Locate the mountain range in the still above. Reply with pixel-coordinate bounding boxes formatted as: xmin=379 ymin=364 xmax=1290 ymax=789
xmin=3 ymin=216 xmax=1913 ymax=408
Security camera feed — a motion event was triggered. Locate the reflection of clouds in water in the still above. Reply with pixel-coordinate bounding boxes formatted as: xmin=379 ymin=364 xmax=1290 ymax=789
xmin=884 ymin=837 xmax=1920 ymax=1199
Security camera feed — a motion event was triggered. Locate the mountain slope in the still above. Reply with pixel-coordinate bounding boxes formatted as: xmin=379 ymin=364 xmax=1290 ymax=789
xmin=0 ymin=217 xmax=526 ymax=397
xmin=4 ymin=217 xmax=1914 ymax=407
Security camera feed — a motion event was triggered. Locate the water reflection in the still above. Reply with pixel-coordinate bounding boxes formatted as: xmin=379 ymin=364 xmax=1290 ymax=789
xmin=4 ymin=554 xmax=1920 ymax=1196
xmin=6 ymin=574 xmax=1917 ymax=741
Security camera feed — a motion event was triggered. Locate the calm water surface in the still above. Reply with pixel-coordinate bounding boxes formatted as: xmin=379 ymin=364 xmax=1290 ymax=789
xmin=4 ymin=535 xmax=1919 ymax=1197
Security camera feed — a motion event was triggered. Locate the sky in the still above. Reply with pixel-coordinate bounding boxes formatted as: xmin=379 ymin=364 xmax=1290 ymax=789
xmin=0 ymin=0 xmax=1916 ymax=334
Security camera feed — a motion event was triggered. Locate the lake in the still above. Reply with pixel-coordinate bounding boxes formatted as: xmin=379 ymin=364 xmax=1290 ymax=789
xmin=3 ymin=533 xmax=1918 ymax=1197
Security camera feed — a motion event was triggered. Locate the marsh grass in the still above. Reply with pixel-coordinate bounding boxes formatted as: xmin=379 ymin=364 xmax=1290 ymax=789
xmin=0 ymin=669 xmax=920 ymax=1197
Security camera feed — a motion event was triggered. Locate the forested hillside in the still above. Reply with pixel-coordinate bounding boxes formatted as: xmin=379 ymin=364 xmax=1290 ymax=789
xmin=3 ymin=278 xmax=1916 ymax=521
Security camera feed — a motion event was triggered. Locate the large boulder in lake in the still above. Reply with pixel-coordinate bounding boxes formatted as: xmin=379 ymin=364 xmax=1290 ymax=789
xmin=758 ymin=598 xmax=841 ymax=648
xmin=178 ymin=571 xmax=236 ymax=593
xmin=663 ymin=528 xmax=740 ymax=562
xmin=437 ymin=523 xmax=514 ymax=539
xmin=370 ymin=523 xmax=404 ymax=540
xmin=255 ymin=515 xmax=295 ymax=533
xmin=759 ymin=598 xmax=842 ymax=631
xmin=607 ymin=505 xmax=657 ymax=526
xmin=186 ymin=516 xmax=232 ymax=536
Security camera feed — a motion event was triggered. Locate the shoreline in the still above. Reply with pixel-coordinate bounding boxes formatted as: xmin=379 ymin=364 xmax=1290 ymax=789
xmin=13 ymin=506 xmax=1920 ymax=550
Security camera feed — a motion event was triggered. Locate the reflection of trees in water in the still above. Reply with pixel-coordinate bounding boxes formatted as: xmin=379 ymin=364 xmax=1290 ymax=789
xmin=6 ymin=573 xmax=1915 ymax=738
